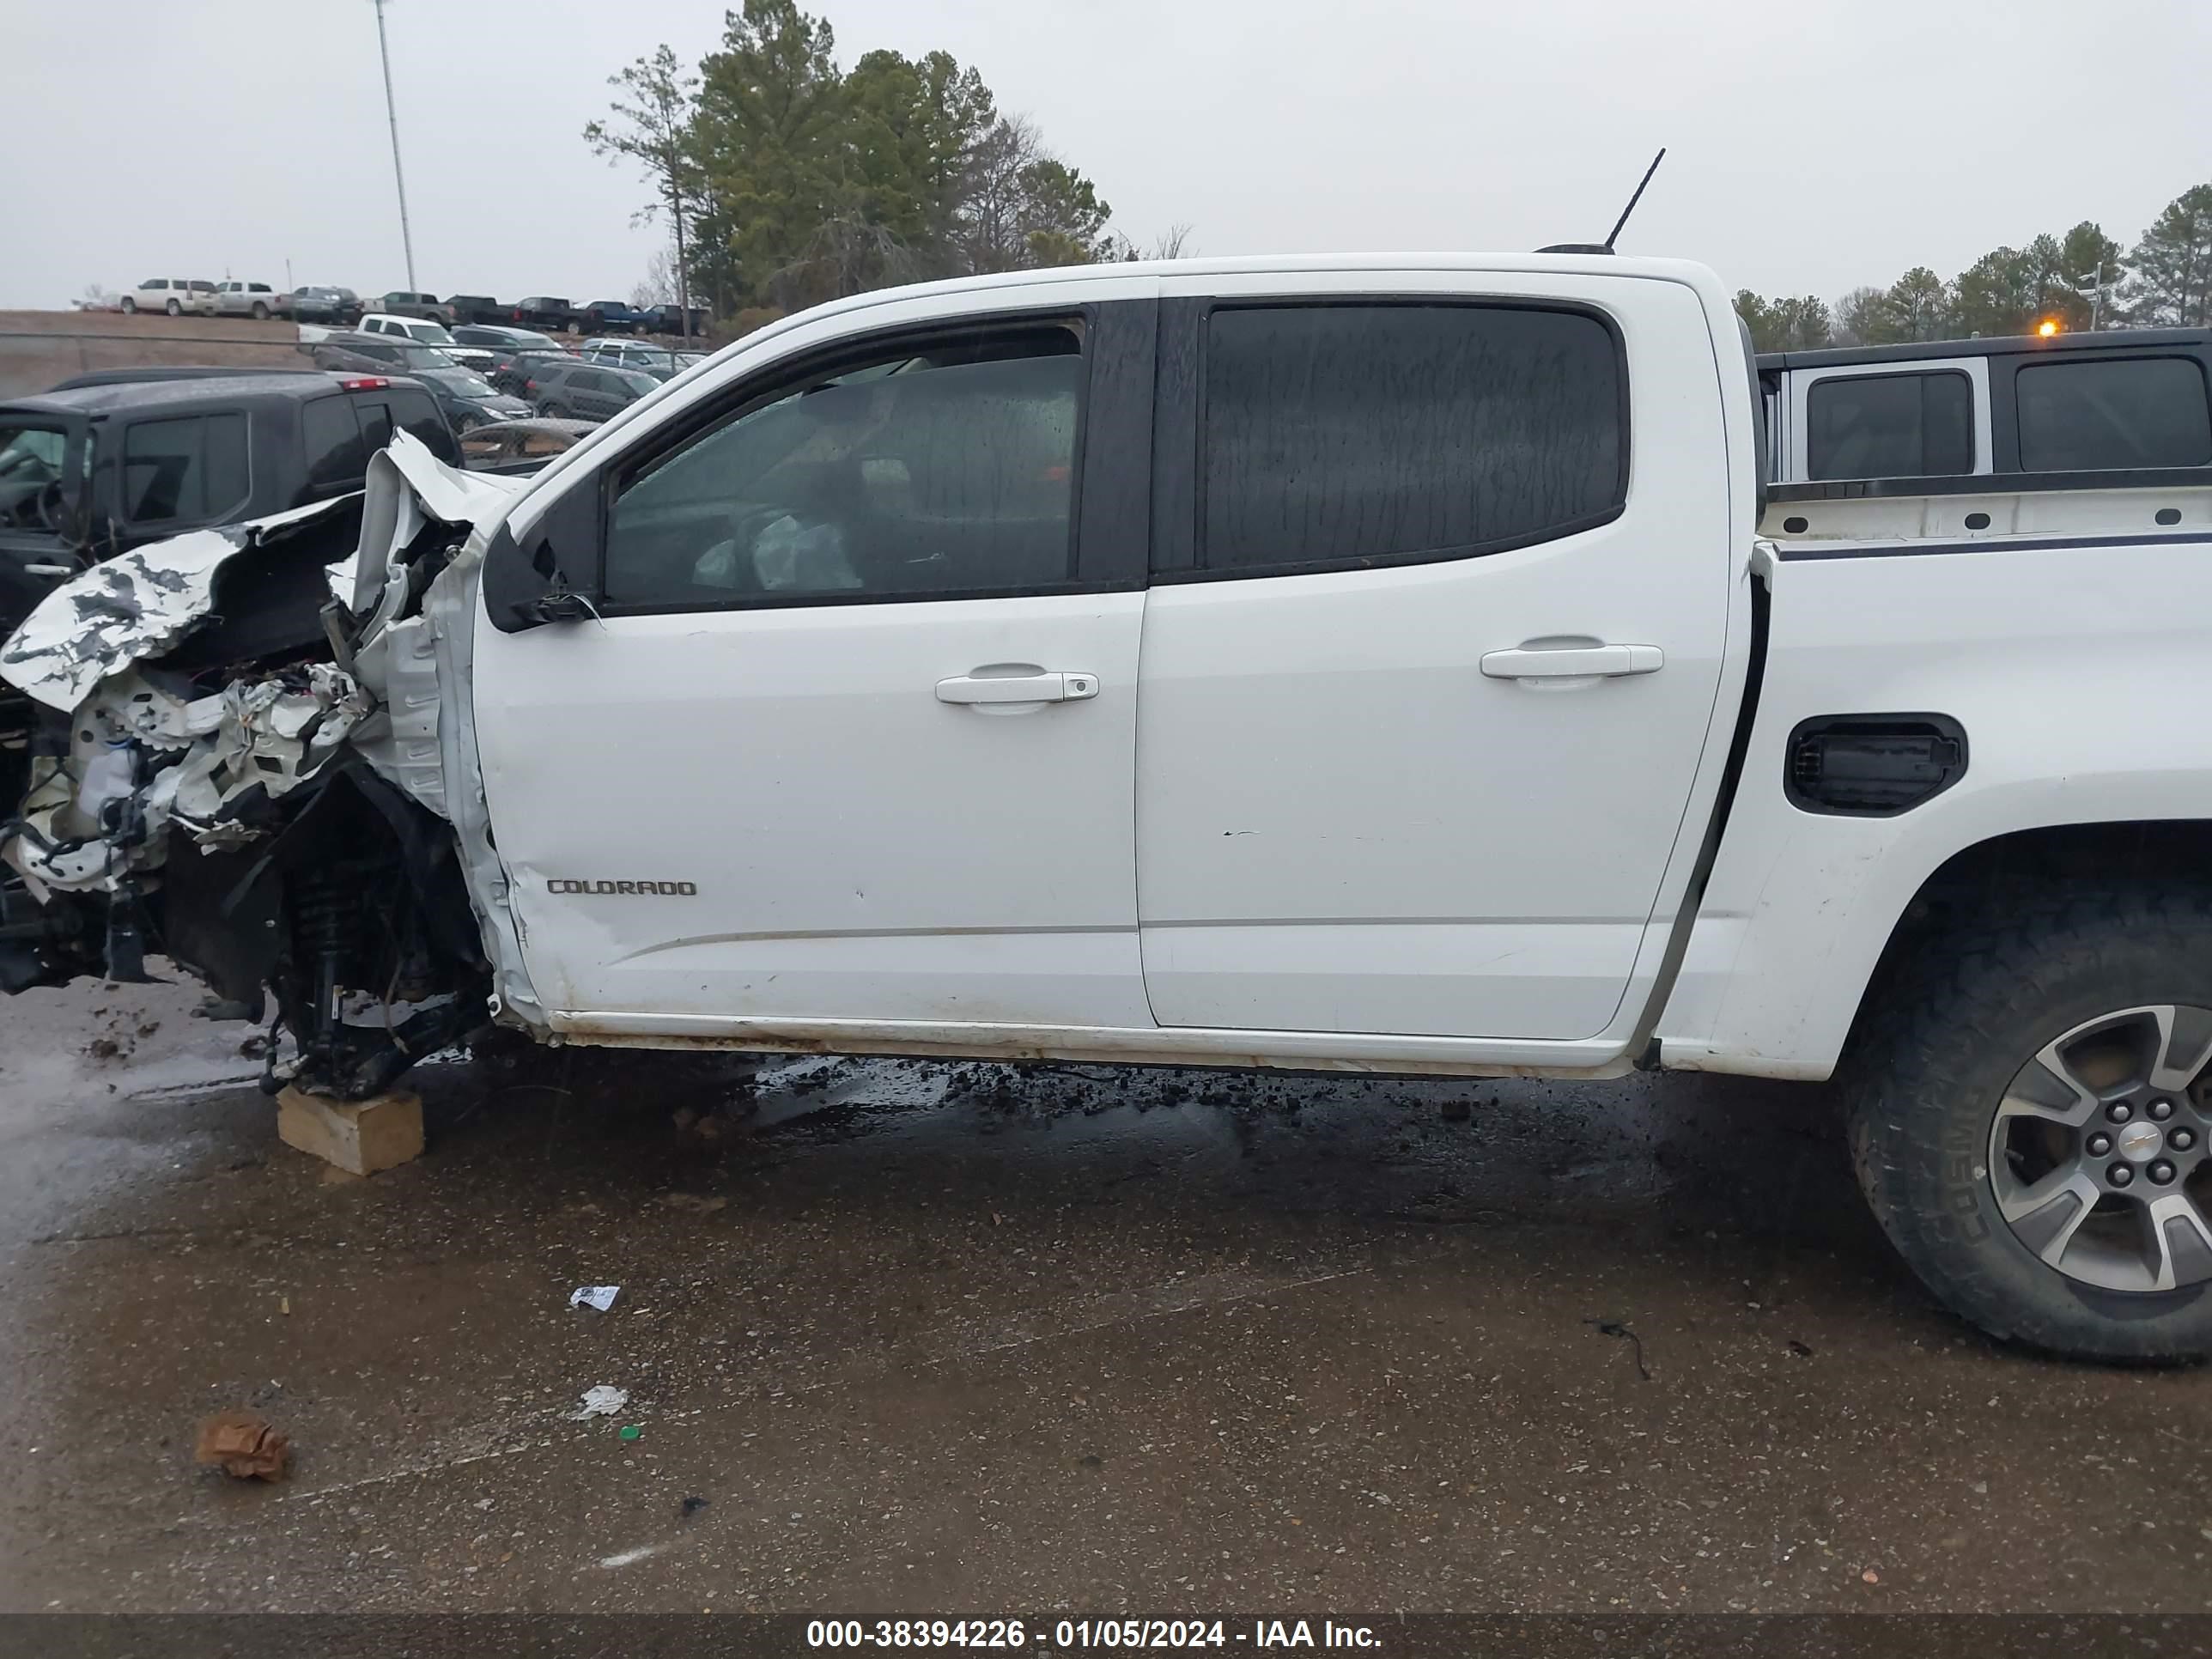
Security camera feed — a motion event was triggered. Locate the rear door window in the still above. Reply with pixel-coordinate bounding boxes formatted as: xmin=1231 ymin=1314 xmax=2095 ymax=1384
xmin=1805 ymin=371 xmax=1973 ymax=480
xmin=1197 ymin=303 xmax=1626 ymax=575
xmin=120 ymin=412 xmax=250 ymax=525
xmin=2016 ymin=356 xmax=2212 ymax=471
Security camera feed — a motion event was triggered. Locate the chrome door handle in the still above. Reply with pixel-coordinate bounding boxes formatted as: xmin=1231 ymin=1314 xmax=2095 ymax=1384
xmin=935 ymin=670 xmax=1100 ymax=705
xmin=1479 ymin=643 xmax=1664 ymax=680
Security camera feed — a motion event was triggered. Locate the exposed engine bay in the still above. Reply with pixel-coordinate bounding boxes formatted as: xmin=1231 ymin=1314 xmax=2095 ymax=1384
xmin=0 ymin=437 xmax=531 ymax=1099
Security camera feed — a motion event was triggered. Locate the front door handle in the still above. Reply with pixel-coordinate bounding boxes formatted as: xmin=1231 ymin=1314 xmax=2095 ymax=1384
xmin=936 ymin=670 xmax=1101 ymax=705
xmin=1479 ymin=643 xmax=1664 ymax=680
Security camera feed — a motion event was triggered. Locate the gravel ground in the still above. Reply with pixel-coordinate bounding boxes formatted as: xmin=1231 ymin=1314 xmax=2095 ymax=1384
xmin=3 ymin=975 xmax=2210 ymax=1617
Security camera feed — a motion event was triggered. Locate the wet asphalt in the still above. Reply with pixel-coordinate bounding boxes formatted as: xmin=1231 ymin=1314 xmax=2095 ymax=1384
xmin=3 ymin=974 xmax=2211 ymax=1617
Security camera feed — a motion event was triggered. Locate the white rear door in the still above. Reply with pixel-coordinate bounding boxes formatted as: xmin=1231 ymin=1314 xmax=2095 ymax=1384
xmin=471 ymin=295 xmax=1159 ymax=1031
xmin=1135 ymin=270 xmax=1742 ymax=1042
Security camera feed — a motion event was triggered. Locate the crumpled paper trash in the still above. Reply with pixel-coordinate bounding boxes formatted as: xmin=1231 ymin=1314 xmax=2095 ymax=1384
xmin=569 ymin=1285 xmax=620 ymax=1312
xmin=195 ymin=1409 xmax=292 ymax=1480
xmin=568 ymin=1385 xmax=629 ymax=1420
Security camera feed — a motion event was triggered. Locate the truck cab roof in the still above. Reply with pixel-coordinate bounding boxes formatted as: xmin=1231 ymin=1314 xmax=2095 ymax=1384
xmin=1758 ymin=325 xmax=2212 ymax=372
xmin=4 ymin=371 xmax=363 ymax=418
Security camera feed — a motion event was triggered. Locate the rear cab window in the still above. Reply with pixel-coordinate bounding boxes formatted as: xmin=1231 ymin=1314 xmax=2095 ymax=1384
xmin=1194 ymin=302 xmax=1626 ymax=576
xmin=2016 ymin=356 xmax=2212 ymax=471
xmin=300 ymin=395 xmax=368 ymax=497
xmin=1805 ymin=371 xmax=1974 ymax=481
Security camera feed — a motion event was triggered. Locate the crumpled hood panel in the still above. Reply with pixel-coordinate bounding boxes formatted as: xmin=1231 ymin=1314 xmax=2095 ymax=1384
xmin=1 ymin=433 xmax=525 ymax=895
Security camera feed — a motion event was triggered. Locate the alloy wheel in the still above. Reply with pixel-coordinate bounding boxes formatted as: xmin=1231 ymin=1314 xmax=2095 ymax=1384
xmin=1989 ymin=1004 xmax=2212 ymax=1293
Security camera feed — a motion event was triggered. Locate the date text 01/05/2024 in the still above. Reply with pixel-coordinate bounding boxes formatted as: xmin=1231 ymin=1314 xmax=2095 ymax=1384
xmin=804 ymin=1620 xmax=1382 ymax=1650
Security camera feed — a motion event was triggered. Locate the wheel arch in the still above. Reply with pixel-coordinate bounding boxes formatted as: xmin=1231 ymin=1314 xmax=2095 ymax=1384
xmin=1843 ymin=820 xmax=2212 ymax=1060
xmin=1662 ymin=817 xmax=2212 ymax=1081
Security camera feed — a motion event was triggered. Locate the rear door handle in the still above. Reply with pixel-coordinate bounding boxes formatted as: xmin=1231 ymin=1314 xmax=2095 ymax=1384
xmin=935 ymin=671 xmax=1100 ymax=705
xmin=1479 ymin=644 xmax=1664 ymax=680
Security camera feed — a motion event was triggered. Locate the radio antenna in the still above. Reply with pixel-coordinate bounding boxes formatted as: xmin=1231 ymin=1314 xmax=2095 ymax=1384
xmin=1603 ymin=149 xmax=1667 ymax=252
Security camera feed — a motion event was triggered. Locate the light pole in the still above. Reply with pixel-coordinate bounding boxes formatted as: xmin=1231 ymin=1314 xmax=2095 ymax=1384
xmin=373 ymin=0 xmax=418 ymax=292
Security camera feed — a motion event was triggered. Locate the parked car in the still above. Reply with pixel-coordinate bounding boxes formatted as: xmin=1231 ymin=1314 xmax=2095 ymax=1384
xmin=444 ymin=294 xmax=505 ymax=327
xmin=509 ymin=296 xmax=580 ymax=334
xmin=451 ymin=325 xmax=567 ymax=389
xmin=458 ymin=416 xmax=593 ymax=470
xmin=580 ymin=299 xmax=651 ymax=335
xmin=376 ymin=291 xmax=454 ymax=325
xmin=579 ymin=339 xmax=707 ymax=380
xmin=641 ymin=302 xmax=708 ymax=337
xmin=118 ymin=278 xmax=216 ymax=317
xmin=22 ymin=252 xmax=2212 ymax=1364
xmin=412 ymin=366 xmax=530 ymax=434
xmin=210 ymin=281 xmax=292 ymax=321
xmin=307 ymin=331 xmax=465 ymax=380
xmin=498 ymin=349 xmax=585 ymax=401
xmin=0 ymin=368 xmax=457 ymax=645
xmin=526 ymin=361 xmax=659 ymax=422
xmin=358 ymin=313 xmax=495 ymax=371
xmin=292 ymin=286 xmax=363 ymax=325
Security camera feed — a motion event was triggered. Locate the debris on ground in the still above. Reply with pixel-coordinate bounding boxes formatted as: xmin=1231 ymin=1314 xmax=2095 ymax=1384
xmin=194 ymin=1410 xmax=291 ymax=1480
xmin=619 ymin=1425 xmax=642 ymax=1442
xmin=568 ymin=1285 xmax=621 ymax=1312
xmin=659 ymin=1194 xmax=727 ymax=1214
xmin=568 ymin=1386 xmax=629 ymax=1420
xmin=1583 ymin=1316 xmax=1653 ymax=1381
xmin=1862 ymin=1568 xmax=1881 ymax=1584
xmin=1788 ymin=1339 xmax=1814 ymax=1358
xmin=680 ymin=1495 xmax=710 ymax=1519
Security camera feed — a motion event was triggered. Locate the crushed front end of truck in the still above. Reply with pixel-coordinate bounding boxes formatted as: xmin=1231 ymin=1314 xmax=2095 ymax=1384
xmin=0 ymin=435 xmax=526 ymax=1098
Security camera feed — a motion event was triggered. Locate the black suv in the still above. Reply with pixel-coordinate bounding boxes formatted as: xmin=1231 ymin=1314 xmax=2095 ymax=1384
xmin=0 ymin=368 xmax=459 ymax=641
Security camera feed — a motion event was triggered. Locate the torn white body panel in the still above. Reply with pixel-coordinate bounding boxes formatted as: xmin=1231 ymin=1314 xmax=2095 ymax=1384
xmin=0 ymin=498 xmax=344 ymax=712
xmin=0 ymin=434 xmax=544 ymax=1028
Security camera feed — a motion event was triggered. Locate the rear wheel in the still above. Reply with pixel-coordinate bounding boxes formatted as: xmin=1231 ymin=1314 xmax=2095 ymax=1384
xmin=165 ymin=298 xmax=180 ymax=316
xmin=251 ymin=301 xmax=269 ymax=320
xmin=1847 ymin=886 xmax=2212 ymax=1360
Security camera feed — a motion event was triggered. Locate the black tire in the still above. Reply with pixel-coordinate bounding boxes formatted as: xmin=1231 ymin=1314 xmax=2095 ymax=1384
xmin=165 ymin=299 xmax=181 ymax=316
xmin=120 ymin=297 xmax=137 ymax=315
xmin=251 ymin=301 xmax=269 ymax=320
xmin=1845 ymin=884 xmax=2212 ymax=1361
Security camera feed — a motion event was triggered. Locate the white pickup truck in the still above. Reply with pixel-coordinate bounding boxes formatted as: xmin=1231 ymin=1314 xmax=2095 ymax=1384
xmin=8 ymin=252 xmax=2212 ymax=1360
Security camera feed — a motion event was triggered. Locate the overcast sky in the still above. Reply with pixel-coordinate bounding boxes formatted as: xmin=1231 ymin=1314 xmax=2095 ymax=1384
xmin=6 ymin=0 xmax=2209 ymax=311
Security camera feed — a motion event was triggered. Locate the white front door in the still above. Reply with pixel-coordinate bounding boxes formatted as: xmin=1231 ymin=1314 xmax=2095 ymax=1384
xmin=472 ymin=303 xmax=1158 ymax=1030
xmin=1135 ymin=273 xmax=1742 ymax=1042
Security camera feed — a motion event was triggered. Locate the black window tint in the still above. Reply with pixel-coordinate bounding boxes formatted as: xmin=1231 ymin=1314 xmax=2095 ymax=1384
xmin=387 ymin=388 xmax=457 ymax=463
xmin=120 ymin=412 xmax=249 ymax=524
xmin=356 ymin=401 xmax=395 ymax=453
xmin=605 ymin=325 xmax=1083 ymax=608
xmin=1199 ymin=305 xmax=1624 ymax=574
xmin=2016 ymin=357 xmax=2212 ymax=472
xmin=1805 ymin=372 xmax=1973 ymax=481
xmin=301 ymin=395 xmax=367 ymax=495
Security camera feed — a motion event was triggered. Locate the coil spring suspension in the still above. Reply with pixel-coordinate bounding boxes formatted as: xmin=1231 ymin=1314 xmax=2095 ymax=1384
xmin=290 ymin=871 xmax=358 ymax=1064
